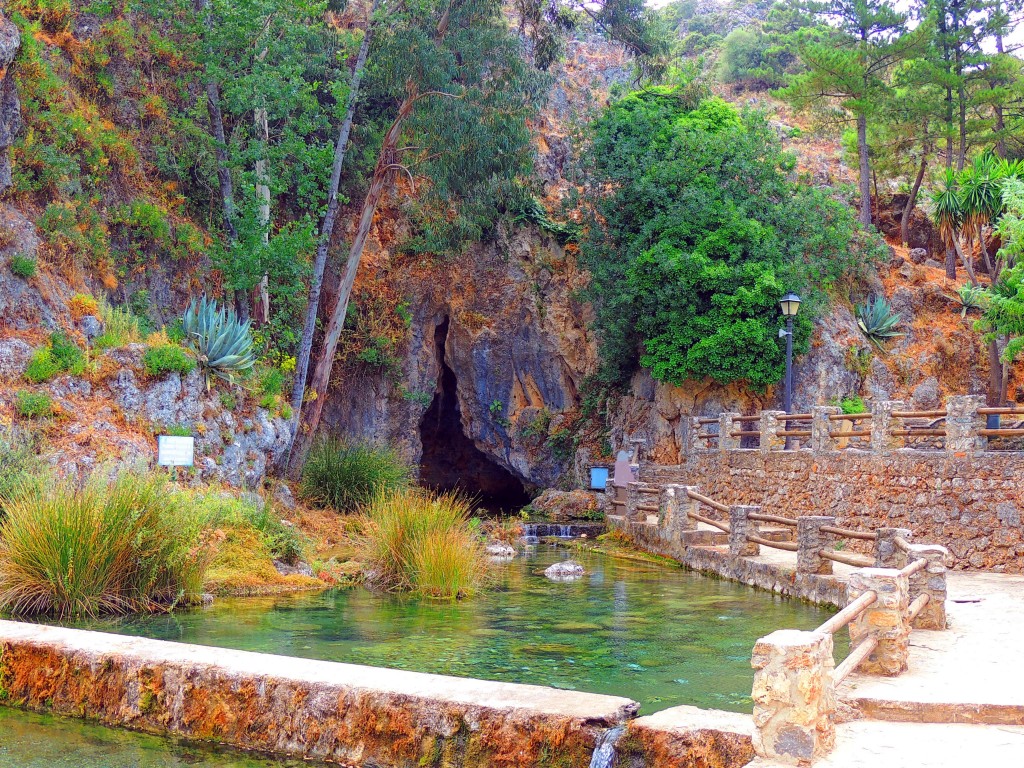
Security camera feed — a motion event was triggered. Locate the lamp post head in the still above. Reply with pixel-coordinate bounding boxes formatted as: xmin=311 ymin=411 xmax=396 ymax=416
xmin=779 ymin=292 xmax=801 ymax=317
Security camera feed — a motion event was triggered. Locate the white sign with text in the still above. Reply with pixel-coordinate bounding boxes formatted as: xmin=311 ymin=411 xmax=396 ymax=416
xmin=157 ymin=435 xmax=195 ymax=467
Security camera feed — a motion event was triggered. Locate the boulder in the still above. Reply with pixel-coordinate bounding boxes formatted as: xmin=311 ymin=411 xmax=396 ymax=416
xmin=0 ymin=13 xmax=22 ymax=194
xmin=908 ymin=248 xmax=928 ymax=265
xmin=78 ymin=314 xmax=102 ymax=340
xmin=529 ymin=489 xmax=600 ymax=520
xmin=273 ymin=560 xmax=314 ymax=578
xmin=485 ymin=542 xmax=516 ymax=558
xmin=544 ymin=560 xmax=585 ymax=581
xmin=911 ymin=376 xmax=940 ymax=409
xmin=0 ymin=338 xmax=32 ymax=378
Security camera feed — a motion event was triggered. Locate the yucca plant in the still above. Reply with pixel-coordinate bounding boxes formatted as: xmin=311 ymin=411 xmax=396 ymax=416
xmin=950 ymin=283 xmax=987 ymax=318
xmin=931 ymin=168 xmax=964 ymax=251
xmin=182 ymin=296 xmax=255 ymax=381
xmin=857 ymin=296 xmax=904 ymax=348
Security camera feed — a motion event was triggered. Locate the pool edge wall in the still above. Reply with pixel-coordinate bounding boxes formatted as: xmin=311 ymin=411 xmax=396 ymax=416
xmin=0 ymin=619 xmax=644 ymax=767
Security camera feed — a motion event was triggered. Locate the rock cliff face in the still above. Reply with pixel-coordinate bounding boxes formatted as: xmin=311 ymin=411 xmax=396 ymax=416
xmin=0 ymin=13 xmax=21 ymax=195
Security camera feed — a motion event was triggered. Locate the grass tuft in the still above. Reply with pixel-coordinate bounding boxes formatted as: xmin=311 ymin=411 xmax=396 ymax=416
xmin=352 ymin=489 xmax=487 ymax=599
xmin=0 ymin=470 xmax=212 ymax=618
xmin=14 ymin=391 xmax=54 ymax=419
xmin=142 ymin=344 xmax=195 ymax=378
xmin=300 ymin=439 xmax=411 ymax=513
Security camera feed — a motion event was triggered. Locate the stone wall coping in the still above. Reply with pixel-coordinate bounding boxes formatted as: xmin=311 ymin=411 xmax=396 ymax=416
xmin=630 ymin=704 xmax=753 ymax=736
xmin=0 ymin=620 xmax=639 ymax=722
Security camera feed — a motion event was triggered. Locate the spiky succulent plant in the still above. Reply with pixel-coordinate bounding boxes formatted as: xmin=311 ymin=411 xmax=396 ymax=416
xmin=857 ymin=296 xmax=904 ymax=348
xmin=951 ymin=284 xmax=987 ymax=318
xmin=182 ymin=296 xmax=255 ymax=380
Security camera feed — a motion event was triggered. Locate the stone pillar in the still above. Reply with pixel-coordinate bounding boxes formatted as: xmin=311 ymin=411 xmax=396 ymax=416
xmin=905 ymin=543 xmax=950 ymax=631
xmin=810 ymin=406 xmax=840 ymax=453
xmin=760 ymin=410 xmax=786 ymax=454
xmin=870 ymin=400 xmax=905 ymax=454
xmin=729 ymin=505 xmax=761 ymax=558
xmin=598 ymin=478 xmax=615 ymax=516
xmin=945 ymin=395 xmax=985 ymax=454
xmin=661 ymin=484 xmax=697 ymax=546
xmin=847 ymin=568 xmax=910 ymax=676
xmin=625 ymin=482 xmax=643 ymax=523
xmin=797 ymin=516 xmax=836 ymax=575
xmin=873 ymin=528 xmax=912 ymax=568
xmin=687 ymin=417 xmax=704 ymax=454
xmin=719 ymin=412 xmax=741 ymax=451
xmin=751 ymin=629 xmax=836 ymax=764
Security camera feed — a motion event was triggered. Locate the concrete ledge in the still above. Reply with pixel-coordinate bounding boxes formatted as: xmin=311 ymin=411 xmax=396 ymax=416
xmin=0 ymin=620 xmax=639 ymax=766
xmin=618 ymin=705 xmax=755 ymax=767
xmin=847 ymin=696 xmax=1024 ymax=726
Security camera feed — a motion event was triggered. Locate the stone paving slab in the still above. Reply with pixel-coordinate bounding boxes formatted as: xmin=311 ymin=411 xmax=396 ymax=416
xmin=839 ymin=571 xmax=1024 ymax=724
xmin=747 ymin=721 xmax=1024 ymax=767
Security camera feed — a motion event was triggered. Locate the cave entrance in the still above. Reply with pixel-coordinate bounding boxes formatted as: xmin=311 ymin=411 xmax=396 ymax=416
xmin=419 ymin=318 xmax=530 ymax=514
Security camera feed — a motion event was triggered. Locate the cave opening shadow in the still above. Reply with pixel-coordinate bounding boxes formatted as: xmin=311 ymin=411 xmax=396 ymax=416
xmin=418 ymin=319 xmax=531 ymax=514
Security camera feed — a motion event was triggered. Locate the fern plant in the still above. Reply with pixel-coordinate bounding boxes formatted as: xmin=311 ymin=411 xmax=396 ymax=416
xmin=857 ymin=296 xmax=904 ymax=347
xmin=182 ymin=296 xmax=255 ymax=381
xmin=950 ymin=284 xmax=987 ymax=318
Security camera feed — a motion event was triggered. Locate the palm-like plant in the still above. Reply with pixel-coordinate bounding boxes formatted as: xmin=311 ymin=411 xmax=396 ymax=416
xmin=182 ymin=296 xmax=255 ymax=381
xmin=931 ymin=168 xmax=964 ymax=251
xmin=857 ymin=296 xmax=904 ymax=347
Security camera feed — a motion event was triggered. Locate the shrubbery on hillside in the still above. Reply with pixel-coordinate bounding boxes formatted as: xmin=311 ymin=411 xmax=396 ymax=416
xmin=580 ymin=88 xmax=886 ymax=389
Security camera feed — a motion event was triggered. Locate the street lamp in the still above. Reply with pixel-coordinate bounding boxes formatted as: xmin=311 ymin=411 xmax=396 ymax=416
xmin=779 ymin=293 xmax=801 ymax=448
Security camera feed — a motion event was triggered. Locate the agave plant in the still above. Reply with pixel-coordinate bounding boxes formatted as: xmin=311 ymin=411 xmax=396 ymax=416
xmin=857 ymin=296 xmax=904 ymax=348
xmin=950 ymin=283 xmax=987 ymax=318
xmin=182 ymin=296 xmax=255 ymax=381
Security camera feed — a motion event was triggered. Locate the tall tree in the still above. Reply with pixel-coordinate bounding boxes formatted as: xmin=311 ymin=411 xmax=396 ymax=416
xmin=286 ymin=0 xmax=543 ymax=473
xmin=779 ymin=0 xmax=924 ymax=228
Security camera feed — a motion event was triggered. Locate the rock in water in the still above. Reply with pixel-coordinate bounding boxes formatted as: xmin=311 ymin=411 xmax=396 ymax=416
xmin=544 ymin=560 xmax=585 ymax=581
xmin=485 ymin=542 xmax=516 ymax=558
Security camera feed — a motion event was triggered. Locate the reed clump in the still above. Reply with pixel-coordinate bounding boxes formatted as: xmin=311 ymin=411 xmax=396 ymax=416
xmin=0 ymin=471 xmax=212 ymax=618
xmin=352 ymin=489 xmax=487 ymax=599
xmin=301 ymin=439 xmax=411 ymax=513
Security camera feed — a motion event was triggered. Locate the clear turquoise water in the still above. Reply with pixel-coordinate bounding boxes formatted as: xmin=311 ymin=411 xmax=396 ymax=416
xmin=65 ymin=544 xmax=842 ymax=715
xmin=0 ymin=707 xmax=318 ymax=767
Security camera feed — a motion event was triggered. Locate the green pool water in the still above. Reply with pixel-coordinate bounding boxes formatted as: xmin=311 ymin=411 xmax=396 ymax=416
xmin=65 ymin=544 xmax=843 ymax=715
xmin=0 ymin=707 xmax=317 ymax=767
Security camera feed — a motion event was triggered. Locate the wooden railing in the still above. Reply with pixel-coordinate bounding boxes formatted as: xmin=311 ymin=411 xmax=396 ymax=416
xmin=691 ymin=396 xmax=1024 ymax=454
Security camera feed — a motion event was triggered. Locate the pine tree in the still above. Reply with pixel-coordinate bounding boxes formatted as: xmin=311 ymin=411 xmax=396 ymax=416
xmin=779 ymin=0 xmax=925 ymax=228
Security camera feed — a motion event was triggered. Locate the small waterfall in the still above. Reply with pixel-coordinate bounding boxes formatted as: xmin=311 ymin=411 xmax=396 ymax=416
xmin=558 ymin=524 xmax=572 ymax=538
xmin=521 ymin=523 xmax=539 ymax=545
xmin=588 ymin=725 xmax=624 ymax=768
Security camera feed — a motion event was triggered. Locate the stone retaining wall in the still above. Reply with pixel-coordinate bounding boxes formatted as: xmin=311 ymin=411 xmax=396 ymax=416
xmin=0 ymin=620 xmax=755 ymax=767
xmin=643 ymin=449 xmax=1024 ymax=572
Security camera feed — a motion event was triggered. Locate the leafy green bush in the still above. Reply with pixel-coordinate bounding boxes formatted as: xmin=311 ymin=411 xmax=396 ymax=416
xmin=0 ymin=471 xmax=211 ymax=617
xmin=9 ymin=254 xmax=37 ymax=278
xmin=580 ymin=89 xmax=885 ymax=389
xmin=300 ymin=439 xmax=412 ymax=513
xmin=840 ymin=395 xmax=866 ymax=415
xmin=257 ymin=365 xmax=286 ymax=409
xmin=14 ymin=391 xmax=54 ymax=419
xmin=352 ymin=489 xmax=486 ymax=599
xmin=857 ymin=296 xmax=904 ymax=347
xmin=142 ymin=344 xmax=196 ymax=377
xmin=193 ymin=493 xmax=307 ymax=565
xmin=24 ymin=332 xmax=86 ymax=383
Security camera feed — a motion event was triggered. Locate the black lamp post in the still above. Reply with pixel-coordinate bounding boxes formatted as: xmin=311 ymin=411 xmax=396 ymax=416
xmin=779 ymin=293 xmax=801 ymax=448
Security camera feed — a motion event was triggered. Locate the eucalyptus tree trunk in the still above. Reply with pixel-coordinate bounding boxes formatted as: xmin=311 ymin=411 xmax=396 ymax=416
xmin=288 ymin=1 xmax=379 ymax=422
xmin=197 ymin=0 xmax=248 ymax=321
xmin=253 ymin=45 xmax=272 ymax=327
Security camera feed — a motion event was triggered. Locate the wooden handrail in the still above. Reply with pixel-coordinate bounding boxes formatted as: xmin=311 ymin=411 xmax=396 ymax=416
xmin=817 ymin=590 xmax=877 ymax=635
xmin=979 ymin=428 xmax=1024 ymax=437
xmin=747 ymin=535 xmax=799 ymax=552
xmin=729 ymin=431 xmax=761 ymax=438
xmin=900 ymin=558 xmax=928 ymax=578
xmin=908 ymin=592 xmax=930 ymax=622
xmin=698 ymin=432 xmax=716 ymax=441
xmin=636 ymin=504 xmax=659 ymax=513
xmin=777 ymin=429 xmax=811 ymax=437
xmin=893 ymin=535 xmax=913 ymax=552
xmin=892 ymin=410 xmax=947 ymax=419
xmin=689 ymin=509 xmax=730 ymax=533
xmin=697 ymin=417 xmax=718 ymax=424
xmin=820 ymin=525 xmax=877 ymax=542
xmin=829 ymin=429 xmax=871 ymax=438
xmin=734 ymin=415 xmax=761 ymax=422
xmin=891 ymin=429 xmax=946 ymax=437
xmin=828 ymin=412 xmax=870 ymax=420
xmin=686 ymin=489 xmax=730 ymax=514
xmin=780 ymin=413 xmax=812 ymax=421
xmin=834 ymin=636 xmax=879 ymax=685
xmin=820 ymin=550 xmax=874 ymax=568
xmin=749 ymin=512 xmax=797 ymax=527
xmin=978 ymin=407 xmax=1024 ymax=415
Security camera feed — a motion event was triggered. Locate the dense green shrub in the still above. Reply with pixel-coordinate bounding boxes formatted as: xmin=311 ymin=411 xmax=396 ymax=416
xmin=9 ymin=254 xmax=37 ymax=278
xmin=193 ymin=493 xmax=307 ymax=565
xmin=580 ymin=88 xmax=885 ymax=390
xmin=352 ymin=489 xmax=487 ymax=599
xmin=14 ymin=391 xmax=54 ymax=419
xmin=142 ymin=344 xmax=196 ymax=377
xmin=300 ymin=439 xmax=412 ymax=513
xmin=24 ymin=332 xmax=86 ymax=383
xmin=0 ymin=471 xmax=211 ymax=617
xmin=94 ymin=298 xmax=145 ymax=349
